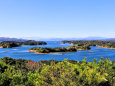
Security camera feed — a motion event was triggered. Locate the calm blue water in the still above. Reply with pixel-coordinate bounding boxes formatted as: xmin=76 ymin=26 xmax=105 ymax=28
xmin=0 ymin=41 xmax=115 ymax=62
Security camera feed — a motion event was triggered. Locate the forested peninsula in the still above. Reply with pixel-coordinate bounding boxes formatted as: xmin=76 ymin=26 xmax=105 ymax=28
xmin=62 ymin=40 xmax=115 ymax=49
xmin=0 ymin=40 xmax=47 ymax=48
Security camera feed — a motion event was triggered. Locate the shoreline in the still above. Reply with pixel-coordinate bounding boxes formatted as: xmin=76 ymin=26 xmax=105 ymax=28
xmin=96 ymin=45 xmax=115 ymax=49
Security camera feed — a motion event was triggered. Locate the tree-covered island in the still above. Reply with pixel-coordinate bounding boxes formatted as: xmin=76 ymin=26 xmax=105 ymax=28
xmin=0 ymin=40 xmax=47 ymax=48
xmin=29 ymin=45 xmax=90 ymax=54
xmin=29 ymin=46 xmax=77 ymax=54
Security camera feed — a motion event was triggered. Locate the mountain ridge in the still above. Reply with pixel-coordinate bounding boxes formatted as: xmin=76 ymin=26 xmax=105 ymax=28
xmin=0 ymin=37 xmax=27 ymax=42
xmin=0 ymin=37 xmax=115 ymax=41
xmin=25 ymin=37 xmax=115 ymax=41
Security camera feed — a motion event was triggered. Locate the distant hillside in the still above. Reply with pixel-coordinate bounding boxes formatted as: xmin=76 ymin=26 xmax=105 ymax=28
xmin=1 ymin=37 xmax=115 ymax=42
xmin=25 ymin=37 xmax=115 ymax=41
xmin=25 ymin=37 xmax=106 ymax=41
xmin=105 ymin=38 xmax=115 ymax=41
xmin=0 ymin=37 xmax=27 ymax=42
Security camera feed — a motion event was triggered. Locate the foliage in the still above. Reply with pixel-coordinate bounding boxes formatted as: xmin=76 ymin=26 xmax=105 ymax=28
xmin=0 ymin=57 xmax=114 ymax=86
xmin=62 ymin=40 xmax=115 ymax=49
xmin=29 ymin=46 xmax=78 ymax=54
xmin=0 ymin=41 xmax=22 ymax=48
xmin=0 ymin=40 xmax=47 ymax=48
xmin=23 ymin=40 xmax=47 ymax=45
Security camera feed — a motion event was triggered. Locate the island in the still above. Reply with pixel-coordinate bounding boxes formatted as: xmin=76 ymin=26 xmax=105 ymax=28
xmin=0 ymin=40 xmax=47 ymax=48
xmin=29 ymin=46 xmax=77 ymax=54
xmin=29 ymin=45 xmax=91 ymax=54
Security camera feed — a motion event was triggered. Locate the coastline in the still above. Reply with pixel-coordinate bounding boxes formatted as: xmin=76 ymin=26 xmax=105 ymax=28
xmin=97 ymin=45 xmax=115 ymax=49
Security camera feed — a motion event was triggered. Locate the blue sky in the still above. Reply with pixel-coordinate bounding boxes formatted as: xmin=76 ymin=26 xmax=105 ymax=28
xmin=0 ymin=0 xmax=115 ymax=38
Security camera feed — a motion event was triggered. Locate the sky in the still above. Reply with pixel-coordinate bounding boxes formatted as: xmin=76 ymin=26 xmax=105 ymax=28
xmin=0 ymin=0 xmax=115 ymax=39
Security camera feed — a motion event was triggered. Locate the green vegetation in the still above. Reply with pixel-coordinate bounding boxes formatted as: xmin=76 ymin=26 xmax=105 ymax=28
xmin=0 ymin=40 xmax=47 ymax=48
xmin=23 ymin=40 xmax=47 ymax=45
xmin=29 ymin=46 xmax=77 ymax=54
xmin=0 ymin=41 xmax=22 ymax=48
xmin=62 ymin=40 xmax=115 ymax=49
xmin=29 ymin=45 xmax=91 ymax=54
xmin=0 ymin=57 xmax=114 ymax=86
xmin=74 ymin=45 xmax=91 ymax=50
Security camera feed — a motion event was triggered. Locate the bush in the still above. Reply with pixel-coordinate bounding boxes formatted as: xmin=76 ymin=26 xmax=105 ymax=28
xmin=0 ymin=57 xmax=114 ymax=86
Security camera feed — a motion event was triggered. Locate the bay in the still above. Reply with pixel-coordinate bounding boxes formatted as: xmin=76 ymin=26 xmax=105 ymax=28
xmin=0 ymin=41 xmax=115 ymax=61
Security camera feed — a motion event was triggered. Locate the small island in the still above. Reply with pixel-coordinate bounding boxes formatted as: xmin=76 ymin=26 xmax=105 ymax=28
xmin=29 ymin=45 xmax=90 ymax=54
xmin=0 ymin=40 xmax=47 ymax=48
xmin=29 ymin=46 xmax=77 ymax=54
